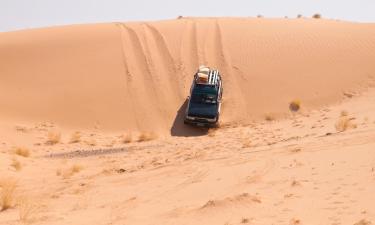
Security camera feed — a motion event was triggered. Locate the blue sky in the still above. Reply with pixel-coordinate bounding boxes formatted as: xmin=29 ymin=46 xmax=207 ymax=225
xmin=1 ymin=0 xmax=375 ymax=31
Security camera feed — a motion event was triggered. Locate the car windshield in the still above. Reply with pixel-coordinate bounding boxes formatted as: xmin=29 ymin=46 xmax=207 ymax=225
xmin=191 ymin=84 xmax=218 ymax=104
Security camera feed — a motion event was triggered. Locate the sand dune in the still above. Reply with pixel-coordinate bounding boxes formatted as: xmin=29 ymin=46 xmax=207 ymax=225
xmin=1 ymin=18 xmax=375 ymax=134
xmin=1 ymin=18 xmax=375 ymax=225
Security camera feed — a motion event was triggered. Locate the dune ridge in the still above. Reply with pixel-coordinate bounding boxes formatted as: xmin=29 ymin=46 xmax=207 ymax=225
xmin=1 ymin=18 xmax=375 ymax=134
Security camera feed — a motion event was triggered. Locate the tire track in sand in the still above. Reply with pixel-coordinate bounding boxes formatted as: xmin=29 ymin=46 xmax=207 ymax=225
xmin=117 ymin=23 xmax=168 ymax=130
xmin=145 ymin=23 xmax=184 ymax=100
xmin=211 ymin=19 xmax=246 ymax=122
xmin=114 ymin=22 xmax=140 ymax=129
xmin=179 ymin=19 xmax=200 ymax=92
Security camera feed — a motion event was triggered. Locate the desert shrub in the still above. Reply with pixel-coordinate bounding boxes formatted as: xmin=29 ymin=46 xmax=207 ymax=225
xmin=265 ymin=113 xmax=276 ymax=121
xmin=69 ymin=131 xmax=81 ymax=143
xmin=11 ymin=158 xmax=22 ymax=171
xmin=297 ymin=14 xmax=303 ymax=18
xmin=13 ymin=147 xmax=30 ymax=157
xmin=137 ymin=132 xmax=157 ymax=142
xmin=289 ymin=100 xmax=301 ymax=112
xmin=62 ymin=164 xmax=83 ymax=179
xmin=18 ymin=196 xmax=39 ymax=223
xmin=312 ymin=13 xmax=321 ymax=19
xmin=0 ymin=178 xmax=17 ymax=211
xmin=46 ymin=131 xmax=61 ymax=145
xmin=121 ymin=133 xmax=132 ymax=144
xmin=335 ymin=116 xmax=357 ymax=132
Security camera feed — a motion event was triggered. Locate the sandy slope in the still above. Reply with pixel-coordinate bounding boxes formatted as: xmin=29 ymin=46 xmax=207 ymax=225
xmin=1 ymin=18 xmax=375 ymax=225
xmin=1 ymin=18 xmax=375 ymax=134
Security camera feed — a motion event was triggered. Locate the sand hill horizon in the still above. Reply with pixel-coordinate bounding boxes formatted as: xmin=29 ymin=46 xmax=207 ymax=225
xmin=1 ymin=17 xmax=375 ymax=225
xmin=1 ymin=17 xmax=375 ymax=135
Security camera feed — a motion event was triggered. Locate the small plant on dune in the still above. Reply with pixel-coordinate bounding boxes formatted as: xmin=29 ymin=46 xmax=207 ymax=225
xmin=84 ymin=139 xmax=97 ymax=146
xmin=312 ymin=13 xmax=322 ymax=19
xmin=354 ymin=219 xmax=372 ymax=225
xmin=265 ymin=113 xmax=276 ymax=121
xmin=289 ymin=100 xmax=301 ymax=112
xmin=297 ymin=14 xmax=303 ymax=18
xmin=62 ymin=164 xmax=83 ymax=179
xmin=11 ymin=158 xmax=22 ymax=171
xmin=335 ymin=115 xmax=357 ymax=132
xmin=241 ymin=218 xmax=250 ymax=223
xmin=69 ymin=131 xmax=81 ymax=144
xmin=257 ymin=14 xmax=263 ymax=18
xmin=137 ymin=132 xmax=157 ymax=142
xmin=121 ymin=133 xmax=132 ymax=144
xmin=0 ymin=178 xmax=17 ymax=211
xmin=340 ymin=110 xmax=348 ymax=117
xmin=18 ymin=196 xmax=39 ymax=223
xmin=13 ymin=147 xmax=30 ymax=157
xmin=46 ymin=131 xmax=61 ymax=145
xmin=290 ymin=218 xmax=301 ymax=225
xmin=242 ymin=139 xmax=252 ymax=148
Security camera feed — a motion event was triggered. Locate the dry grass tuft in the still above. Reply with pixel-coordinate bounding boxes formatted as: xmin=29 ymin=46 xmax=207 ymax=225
xmin=289 ymin=100 xmax=301 ymax=112
xmin=62 ymin=164 xmax=83 ymax=179
xmin=84 ymin=139 xmax=97 ymax=146
xmin=335 ymin=116 xmax=357 ymax=132
xmin=312 ymin=13 xmax=321 ymax=19
xmin=257 ymin=14 xmax=263 ymax=18
xmin=121 ymin=133 xmax=132 ymax=144
xmin=290 ymin=218 xmax=301 ymax=225
xmin=265 ymin=113 xmax=276 ymax=121
xmin=69 ymin=131 xmax=81 ymax=144
xmin=354 ymin=219 xmax=372 ymax=225
xmin=297 ymin=14 xmax=303 ymax=18
xmin=13 ymin=147 xmax=30 ymax=158
xmin=242 ymin=139 xmax=252 ymax=148
xmin=46 ymin=131 xmax=61 ymax=145
xmin=241 ymin=218 xmax=250 ymax=223
xmin=291 ymin=179 xmax=301 ymax=187
xmin=0 ymin=178 xmax=17 ymax=211
xmin=11 ymin=158 xmax=22 ymax=171
xmin=137 ymin=132 xmax=157 ymax=142
xmin=18 ymin=196 xmax=39 ymax=223
xmin=341 ymin=110 xmax=349 ymax=117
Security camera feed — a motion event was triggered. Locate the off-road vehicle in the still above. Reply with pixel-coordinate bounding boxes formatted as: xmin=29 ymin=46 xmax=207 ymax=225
xmin=184 ymin=66 xmax=223 ymax=127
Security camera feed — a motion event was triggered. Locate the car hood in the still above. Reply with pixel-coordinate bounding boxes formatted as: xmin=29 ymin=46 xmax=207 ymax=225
xmin=187 ymin=102 xmax=218 ymax=118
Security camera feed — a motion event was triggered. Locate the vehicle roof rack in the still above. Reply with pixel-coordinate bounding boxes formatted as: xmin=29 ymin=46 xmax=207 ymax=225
xmin=195 ymin=67 xmax=219 ymax=86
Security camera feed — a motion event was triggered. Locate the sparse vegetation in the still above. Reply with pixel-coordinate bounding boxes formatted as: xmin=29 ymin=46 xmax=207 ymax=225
xmin=265 ymin=113 xmax=276 ymax=121
xmin=241 ymin=218 xmax=250 ymax=223
xmin=257 ymin=15 xmax=263 ymax=18
xmin=289 ymin=100 xmax=301 ymax=112
xmin=242 ymin=139 xmax=252 ymax=148
xmin=0 ymin=178 xmax=17 ymax=211
xmin=137 ymin=132 xmax=157 ymax=142
xmin=312 ymin=13 xmax=321 ymax=19
xmin=121 ymin=133 xmax=132 ymax=144
xmin=297 ymin=14 xmax=303 ymax=18
xmin=46 ymin=130 xmax=61 ymax=145
xmin=11 ymin=158 xmax=22 ymax=171
xmin=62 ymin=164 xmax=83 ymax=179
xmin=70 ymin=131 xmax=81 ymax=143
xmin=13 ymin=147 xmax=30 ymax=157
xmin=18 ymin=196 xmax=39 ymax=223
xmin=335 ymin=116 xmax=357 ymax=132
xmin=84 ymin=139 xmax=97 ymax=146
xmin=354 ymin=219 xmax=372 ymax=225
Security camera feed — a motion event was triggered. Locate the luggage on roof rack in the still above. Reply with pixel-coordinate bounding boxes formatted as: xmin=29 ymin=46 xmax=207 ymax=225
xmin=195 ymin=66 xmax=219 ymax=86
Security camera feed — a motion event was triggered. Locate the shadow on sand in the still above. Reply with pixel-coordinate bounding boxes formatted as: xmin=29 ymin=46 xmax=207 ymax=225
xmin=170 ymin=99 xmax=209 ymax=137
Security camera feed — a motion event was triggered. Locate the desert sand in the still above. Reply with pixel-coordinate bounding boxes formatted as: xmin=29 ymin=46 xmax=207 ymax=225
xmin=0 ymin=17 xmax=375 ymax=225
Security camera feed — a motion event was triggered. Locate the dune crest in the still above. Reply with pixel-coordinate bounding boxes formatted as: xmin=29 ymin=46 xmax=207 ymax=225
xmin=1 ymin=18 xmax=375 ymax=134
